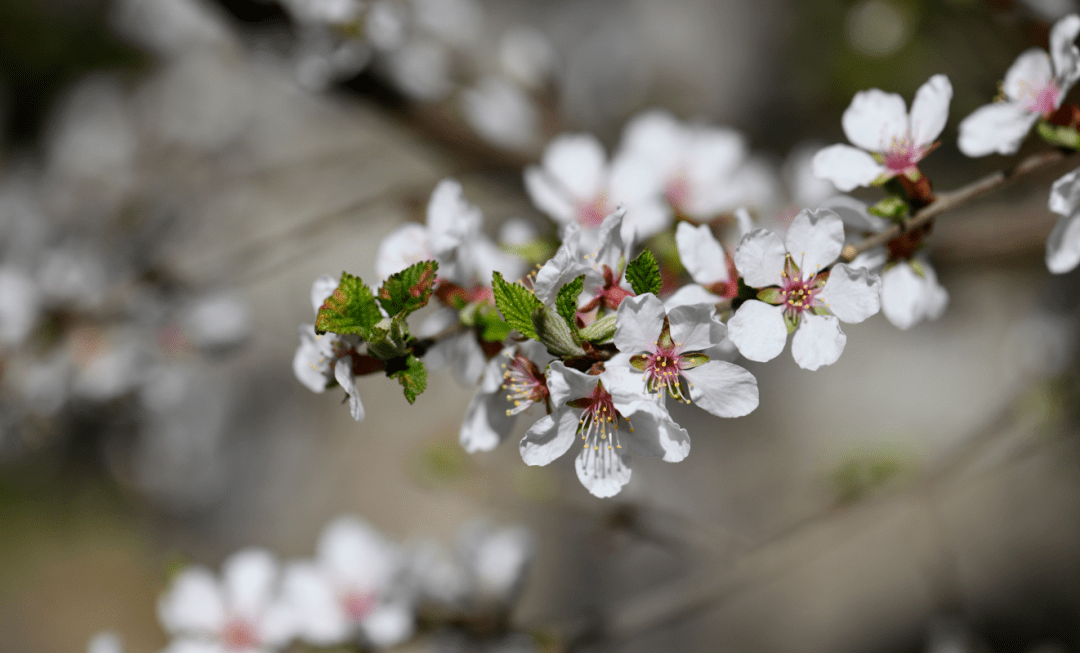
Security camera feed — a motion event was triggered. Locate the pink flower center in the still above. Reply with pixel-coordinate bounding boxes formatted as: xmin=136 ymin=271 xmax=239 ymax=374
xmin=341 ymin=590 xmax=377 ymax=623
xmin=643 ymin=344 xmax=690 ymax=404
xmin=503 ymin=354 xmax=549 ymax=416
xmin=220 ymin=617 xmax=260 ymax=651
xmin=1023 ymin=83 xmax=1061 ymax=116
xmin=779 ymin=255 xmax=826 ymax=317
xmin=881 ymin=136 xmax=924 ymax=175
xmin=567 ymin=381 xmax=629 ymax=453
xmin=577 ymin=195 xmax=610 ymax=228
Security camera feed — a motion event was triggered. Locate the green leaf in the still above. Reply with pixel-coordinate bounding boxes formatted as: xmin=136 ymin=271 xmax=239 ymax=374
xmin=1037 ymin=120 xmax=1080 ymax=150
xmin=579 ymin=313 xmax=617 ymax=343
xmin=625 ymin=249 xmax=661 ymax=296
xmin=491 ymin=271 xmax=542 ymax=339
xmin=388 ymin=354 xmax=427 ymax=404
xmin=784 ymin=311 xmax=800 ymax=334
xmin=315 ymin=272 xmax=382 ymax=337
xmin=377 ymin=260 xmax=438 ymax=316
xmin=532 ymin=305 xmax=587 ymax=358
xmin=757 ymin=287 xmax=783 ymax=305
xmin=555 ymin=275 xmax=585 ymax=331
xmin=868 ymin=195 xmax=909 ymax=222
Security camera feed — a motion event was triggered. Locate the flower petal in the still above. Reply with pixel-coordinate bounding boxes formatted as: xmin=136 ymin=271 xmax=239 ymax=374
xmin=684 ymin=360 xmax=758 ymax=418
xmin=520 ymin=409 xmax=577 ymax=466
xmin=460 ymin=388 xmax=517 ymax=453
xmin=1003 ymin=49 xmax=1053 ymax=102
xmin=909 ymin=74 xmax=952 ymax=147
xmin=1050 ymin=14 xmax=1080 ymax=88
xmin=791 ymin=314 xmax=846 ymax=370
xmin=426 ymin=179 xmax=482 ymax=261
xmin=375 ymin=223 xmax=432 ymax=281
xmin=293 ymin=326 xmax=330 ymax=393
xmin=540 ymin=133 xmax=607 ymax=203
xmin=618 ymin=400 xmax=690 ymax=462
xmin=280 ymin=563 xmax=349 ymax=646
xmin=726 ymin=300 xmax=787 ymax=362
xmin=546 ymin=360 xmax=599 ymax=407
xmin=880 ymin=262 xmax=926 ymax=330
xmin=523 ymin=165 xmax=575 ymax=224
xmin=841 ymin=88 xmax=909 ymax=152
xmin=575 ymin=442 xmax=632 ymax=498
xmin=676 ymin=222 xmax=729 ymax=286
xmin=617 ymin=110 xmax=684 ymax=177
xmin=310 ymin=275 xmax=339 ymax=314
xmin=334 ymin=359 xmax=365 ymax=422
xmin=222 ymin=548 xmax=278 ymax=618
xmin=622 ymin=195 xmax=673 ymax=241
xmin=1046 ymin=210 xmax=1080 ymax=274
xmin=614 ymin=293 xmax=666 ymax=354
xmin=359 ymin=602 xmax=414 ymax=649
xmin=818 ymin=263 xmax=881 ymax=324
xmin=668 ymin=303 xmax=718 ymax=352
xmin=733 ymin=228 xmax=786 ymax=288
xmin=158 ymin=566 xmax=226 ymax=635
xmin=785 ymin=208 xmax=845 ymax=275
xmin=663 ymin=284 xmax=722 ymax=309
xmin=957 ymin=102 xmax=1038 ymax=157
xmin=811 ymin=144 xmax=886 ymax=192
xmin=819 ymin=195 xmax=891 ymax=233
xmin=319 ymin=516 xmax=397 ymax=590
xmin=1050 ymin=167 xmax=1080 ymax=215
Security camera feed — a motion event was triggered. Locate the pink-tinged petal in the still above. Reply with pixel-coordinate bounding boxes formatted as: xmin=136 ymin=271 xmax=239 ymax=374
xmin=1050 ymin=14 xmax=1080 ymax=88
xmin=614 ymin=293 xmax=666 ymax=354
xmin=1003 ymin=49 xmax=1054 ymax=102
xmin=375 ymin=224 xmax=431 ymax=280
xmin=811 ymin=144 xmax=886 ymax=192
xmin=676 ymin=222 xmax=729 ymax=286
xmin=574 ymin=442 xmax=633 ymax=498
xmin=601 ymin=362 xmax=649 ymax=405
xmin=532 ymin=238 xmax=602 ymax=305
xmin=222 ymin=548 xmax=278 ymax=618
xmin=880 ymin=262 xmax=926 ymax=330
xmin=460 ymin=387 xmax=518 ymax=453
xmin=541 ymin=133 xmax=607 ymax=203
xmin=319 ymin=516 xmax=397 ymax=590
xmin=819 ymin=195 xmax=890 ymax=233
xmin=520 ymin=409 xmax=578 ymax=466
xmin=310 ymin=275 xmax=338 ymax=314
xmin=158 ymin=567 xmax=227 ymax=635
xmin=617 ymin=110 xmax=684 ymax=176
xmin=785 ymin=208 xmax=845 ymax=275
xmin=909 ymin=74 xmax=953 ymax=147
xmin=791 ymin=314 xmax=846 ymax=370
xmin=733 ymin=228 xmax=786 ymax=288
xmin=668 ymin=303 xmax=717 ymax=352
xmin=523 ymin=166 xmax=575 ymax=224
xmin=618 ymin=401 xmax=690 ymax=462
xmin=426 ymin=179 xmax=482 ymax=258
xmin=663 ymin=284 xmax=721 ymax=309
xmin=359 ymin=602 xmax=414 ymax=649
xmin=818 ymin=263 xmax=881 ymax=324
xmin=260 ymin=596 xmax=299 ymax=647
xmin=684 ymin=360 xmax=759 ymax=418
xmin=281 ymin=563 xmax=350 ymax=646
xmin=546 ymin=360 xmax=599 ymax=406
xmin=622 ymin=196 xmax=672 ymax=241
xmin=334 ymin=359 xmax=364 ymax=422
xmin=957 ymin=102 xmax=1039 ymax=157
xmin=1050 ymin=167 xmax=1080 ymax=215
xmin=1046 ymin=210 xmax=1080 ymax=274
xmin=726 ymin=300 xmax=787 ymax=362
xmin=841 ymin=88 xmax=909 ymax=152
xmin=609 ymin=151 xmax=667 ymax=205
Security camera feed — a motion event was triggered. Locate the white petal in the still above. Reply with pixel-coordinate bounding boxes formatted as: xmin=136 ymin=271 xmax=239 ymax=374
xmin=416 ymin=306 xmax=459 ymax=339
xmin=684 ymin=360 xmax=759 ymax=418
xmin=617 ymin=110 xmax=684 ymax=177
xmin=614 ymin=293 xmax=666 ymax=354
xmin=785 ymin=208 xmax=845 ymax=276
xmin=575 ymin=442 xmax=632 ymax=498
xmin=426 ymin=179 xmax=482 ymax=260
xmin=463 ymin=236 xmax=526 ymax=286
xmin=676 ymin=222 xmax=729 ymax=286
xmin=447 ymin=332 xmax=487 ymax=386
xmin=841 ymin=88 xmax=909 ymax=152
xmin=909 ymin=74 xmax=952 ymax=146
xmin=663 ymin=284 xmax=721 ymax=309
xmin=790 ymin=314 xmax=846 ymax=371
xmin=922 ymin=263 xmax=950 ymax=320
xmin=1050 ymin=14 xmax=1080 ymax=87
xmin=0 ymin=266 xmax=40 ymax=347
xmin=1003 ymin=49 xmax=1054 ymax=101
xmin=375 ymin=223 xmax=431 ymax=280
xmin=523 ymin=165 xmax=575 ymax=225
xmin=158 ymin=567 xmax=226 ymax=635
xmin=545 ymin=360 xmax=599 ymax=406
xmin=618 ymin=400 xmax=690 ymax=462
xmin=159 ymin=641 xmax=225 ymax=653
xmin=684 ymin=126 xmax=747 ymax=190
xmin=520 ymin=409 xmax=577 ymax=466
xmin=818 ymin=263 xmax=881 ymax=324
xmin=811 ymin=144 xmax=886 ymax=192
xmin=819 ymin=194 xmax=890 ymax=233
xmin=848 ymin=247 xmax=889 ymax=273
xmin=222 ymin=548 xmax=278 ymax=618
xmin=880 ymin=262 xmax=925 ymax=330
xmin=733 ymin=229 xmax=786 ymax=288
xmin=541 ymin=133 xmax=607 ymax=203
xmin=1046 ymin=210 xmax=1080 ymax=274
xmin=319 ymin=516 xmax=396 ymax=591
xmin=460 ymin=389 xmax=517 ymax=453
xmin=601 ymin=361 xmax=650 ymax=405
xmin=1049 ymin=167 xmax=1080 ymax=215
xmin=957 ymin=102 xmax=1038 ymax=157
xmin=281 ymin=563 xmax=349 ymax=646
xmin=293 ymin=327 xmax=330 ymax=394
xmin=87 ymin=631 xmax=123 ymax=653
xmin=359 ymin=602 xmax=414 ymax=649
xmin=531 ymin=238 xmax=597 ymax=305
xmin=334 ymin=359 xmax=365 ymax=422
xmin=726 ymin=300 xmax=787 ymax=363
xmin=310 ymin=275 xmax=339 ymax=314
xmin=668 ymin=303 xmax=717 ymax=352
xmin=622 ymin=196 xmax=673 ymax=241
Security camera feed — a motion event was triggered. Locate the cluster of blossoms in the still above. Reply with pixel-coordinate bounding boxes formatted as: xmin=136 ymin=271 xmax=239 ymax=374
xmin=295 ymin=13 xmax=1080 ymax=498
xmin=90 ymin=516 xmax=536 ymax=653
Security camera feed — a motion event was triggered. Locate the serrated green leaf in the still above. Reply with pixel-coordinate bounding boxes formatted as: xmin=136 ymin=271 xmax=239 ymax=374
xmin=474 ymin=305 xmax=512 ymax=343
xmin=579 ymin=313 xmax=617 ymax=343
xmin=377 ymin=260 xmax=438 ymax=316
xmin=388 ymin=354 xmax=427 ymax=404
xmin=555 ymin=274 xmax=585 ymax=331
xmin=532 ymin=305 xmax=587 ymax=358
xmin=625 ymin=249 xmax=661 ymax=296
xmin=315 ymin=272 xmax=381 ymax=337
xmin=367 ymin=314 xmax=412 ymax=360
xmin=491 ymin=271 xmax=541 ymax=339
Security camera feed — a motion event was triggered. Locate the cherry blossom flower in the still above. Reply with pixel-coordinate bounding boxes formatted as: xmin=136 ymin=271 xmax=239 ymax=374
xmin=281 ymin=517 xmax=413 ymax=649
xmin=1046 ymin=166 xmax=1080 ymax=273
xmin=519 ymin=361 xmax=689 ymax=498
xmin=460 ymin=76 xmax=539 ymax=152
xmin=812 ymin=74 xmax=952 ymax=191
xmin=523 ymin=134 xmax=669 ymax=243
xmin=158 ymin=549 xmax=296 ymax=653
xmin=958 ymin=14 xmax=1080 ymax=157
xmin=726 ymin=209 xmax=882 ymax=370
xmin=293 ymin=275 xmax=365 ymax=421
xmin=459 ymin=341 xmax=551 ymax=453
xmin=614 ymin=293 xmax=758 ymax=418
xmin=664 ymin=221 xmax=741 ymax=308
xmin=454 ymin=522 xmax=534 ymax=608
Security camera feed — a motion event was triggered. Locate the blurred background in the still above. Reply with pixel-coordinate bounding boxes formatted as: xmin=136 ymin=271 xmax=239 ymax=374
xmin=2 ymin=0 xmax=1080 ymax=651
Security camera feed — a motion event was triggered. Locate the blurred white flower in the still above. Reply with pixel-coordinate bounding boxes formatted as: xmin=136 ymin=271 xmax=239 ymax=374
xmin=385 ymin=39 xmax=454 ymax=101
xmin=1046 ymin=166 xmax=1080 ymax=274
xmin=294 ymin=276 xmax=365 ymax=421
xmin=366 ymin=0 xmax=409 ymax=51
xmin=460 ymin=76 xmax=539 ymax=152
xmin=281 ymin=0 xmax=363 ymax=25
xmin=411 ymin=0 xmax=484 ymax=46
xmin=0 ymin=266 xmax=40 ymax=347
xmin=36 ymin=246 xmax=108 ymax=310
xmin=86 ymin=631 xmax=124 ymax=653
xmin=499 ymin=27 xmax=557 ymax=89
xmin=455 ymin=522 xmax=534 ymax=606
xmin=459 ymin=341 xmax=551 ymax=453
xmin=112 ymin=0 xmax=233 ymax=58
xmin=181 ymin=291 xmax=252 ymax=351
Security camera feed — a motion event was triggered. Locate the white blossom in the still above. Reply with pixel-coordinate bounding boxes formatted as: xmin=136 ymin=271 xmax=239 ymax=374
xmin=460 ymin=76 xmax=539 ymax=152
xmin=812 ymin=75 xmax=952 ymax=191
xmin=293 ymin=276 xmax=365 ymax=421
xmin=460 ymin=341 xmax=551 ymax=453
xmin=958 ymin=14 xmax=1080 ymax=157
xmin=1046 ymin=166 xmax=1080 ymax=273
xmin=0 ymin=266 xmax=40 ymax=347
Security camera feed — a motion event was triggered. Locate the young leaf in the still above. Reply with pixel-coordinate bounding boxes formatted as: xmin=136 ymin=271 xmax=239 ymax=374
xmin=555 ymin=274 xmax=585 ymax=331
xmin=491 ymin=271 xmax=542 ymax=339
xmin=315 ymin=272 xmax=382 ymax=337
xmin=532 ymin=305 xmax=587 ymax=358
xmin=377 ymin=260 xmax=439 ymax=316
xmin=625 ymin=249 xmax=661 ymax=296
xmin=388 ymin=354 xmax=427 ymax=404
